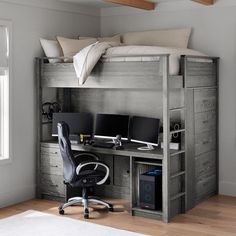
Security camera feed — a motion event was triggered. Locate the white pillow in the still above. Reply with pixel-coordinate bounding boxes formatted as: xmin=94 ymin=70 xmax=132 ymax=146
xmin=40 ymin=38 xmax=63 ymax=63
xmin=57 ymin=36 xmax=97 ymax=62
xmin=80 ymin=35 xmax=121 ymax=43
xmin=122 ymin=28 xmax=192 ymax=48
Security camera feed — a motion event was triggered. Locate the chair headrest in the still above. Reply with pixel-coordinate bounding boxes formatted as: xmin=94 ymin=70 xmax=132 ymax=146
xmin=57 ymin=121 xmax=70 ymax=138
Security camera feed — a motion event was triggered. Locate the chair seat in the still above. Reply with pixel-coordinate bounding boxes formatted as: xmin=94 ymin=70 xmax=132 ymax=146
xmin=71 ymin=169 xmax=107 ymax=187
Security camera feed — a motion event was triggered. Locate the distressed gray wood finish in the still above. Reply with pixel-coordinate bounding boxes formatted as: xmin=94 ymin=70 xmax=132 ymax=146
xmin=36 ymin=55 xmax=219 ymax=223
xmin=68 ymin=89 xmax=184 ymax=121
xmin=195 ymin=151 xmax=216 ymax=182
xmin=40 ymin=60 xmax=183 ymax=89
xmin=40 ymin=173 xmax=65 ymax=197
xmin=181 ymin=56 xmax=219 ymax=211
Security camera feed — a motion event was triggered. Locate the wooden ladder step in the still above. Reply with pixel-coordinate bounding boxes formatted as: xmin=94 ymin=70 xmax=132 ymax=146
xmin=169 ymin=107 xmax=185 ymax=112
xmin=170 ymin=171 xmax=185 ymax=179
xmin=170 ymin=150 xmax=185 ymax=157
xmin=170 ymin=129 xmax=185 ymax=135
xmin=170 ymin=192 xmax=186 ymax=201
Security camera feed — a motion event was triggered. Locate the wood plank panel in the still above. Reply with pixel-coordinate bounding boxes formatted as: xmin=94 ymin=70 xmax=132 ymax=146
xmin=104 ymin=0 xmax=156 ymax=10
xmin=41 ymin=62 xmax=183 ymax=89
xmin=192 ymin=0 xmax=214 ymax=5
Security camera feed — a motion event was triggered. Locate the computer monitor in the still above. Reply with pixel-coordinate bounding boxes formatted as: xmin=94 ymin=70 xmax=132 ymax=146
xmin=52 ymin=112 xmax=93 ymax=136
xmin=131 ymin=116 xmax=160 ymax=151
xmin=94 ymin=114 xmax=129 ymax=141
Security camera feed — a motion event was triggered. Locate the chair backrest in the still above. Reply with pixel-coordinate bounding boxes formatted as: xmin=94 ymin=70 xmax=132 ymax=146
xmin=57 ymin=122 xmax=77 ymax=184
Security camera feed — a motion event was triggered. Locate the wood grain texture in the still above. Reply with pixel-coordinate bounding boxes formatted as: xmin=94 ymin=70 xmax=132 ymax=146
xmin=103 ymin=0 xmax=156 ymax=10
xmin=0 ymin=196 xmax=236 ymax=236
xmin=41 ymin=61 xmax=183 ymax=89
xmin=192 ymin=0 xmax=214 ymax=5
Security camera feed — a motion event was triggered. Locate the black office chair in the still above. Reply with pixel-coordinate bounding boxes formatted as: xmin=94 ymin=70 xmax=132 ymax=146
xmin=57 ymin=122 xmax=113 ymax=219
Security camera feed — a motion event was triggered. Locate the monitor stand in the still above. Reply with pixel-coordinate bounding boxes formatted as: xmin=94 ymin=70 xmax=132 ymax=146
xmin=138 ymin=144 xmax=155 ymax=151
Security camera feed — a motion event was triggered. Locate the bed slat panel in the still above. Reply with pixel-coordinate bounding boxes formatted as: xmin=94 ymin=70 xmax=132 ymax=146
xmin=41 ymin=61 xmax=183 ymax=89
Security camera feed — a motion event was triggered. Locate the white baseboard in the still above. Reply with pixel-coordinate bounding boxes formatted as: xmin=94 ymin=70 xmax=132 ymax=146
xmin=219 ymin=181 xmax=236 ymax=197
xmin=0 ymin=184 xmax=36 ymax=208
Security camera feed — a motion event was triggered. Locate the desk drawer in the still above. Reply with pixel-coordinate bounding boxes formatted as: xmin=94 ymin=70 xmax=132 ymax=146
xmin=194 ymin=89 xmax=217 ymax=113
xmin=40 ymin=146 xmax=62 ymax=175
xmin=195 ymin=111 xmax=216 ymax=134
xmin=195 ymin=131 xmax=216 ymax=156
xmin=195 ymin=151 xmax=216 ymax=182
xmin=41 ymin=146 xmax=60 ymax=156
xmin=196 ymin=175 xmax=216 ymax=201
xmin=40 ymin=173 xmax=65 ymax=197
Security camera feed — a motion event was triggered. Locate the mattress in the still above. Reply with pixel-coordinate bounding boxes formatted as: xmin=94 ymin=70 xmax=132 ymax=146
xmin=102 ymin=45 xmax=212 ymax=75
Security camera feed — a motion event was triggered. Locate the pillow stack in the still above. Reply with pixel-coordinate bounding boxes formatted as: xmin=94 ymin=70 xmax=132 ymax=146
xmin=40 ymin=35 xmax=121 ymax=63
xmin=40 ymin=28 xmax=192 ymax=63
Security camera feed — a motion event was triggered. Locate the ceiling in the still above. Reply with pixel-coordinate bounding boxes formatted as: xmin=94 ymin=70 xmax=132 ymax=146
xmin=59 ymin=0 xmax=183 ymax=8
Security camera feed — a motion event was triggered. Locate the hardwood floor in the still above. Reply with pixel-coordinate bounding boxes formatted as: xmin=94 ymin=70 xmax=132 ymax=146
xmin=0 ymin=195 xmax=236 ymax=236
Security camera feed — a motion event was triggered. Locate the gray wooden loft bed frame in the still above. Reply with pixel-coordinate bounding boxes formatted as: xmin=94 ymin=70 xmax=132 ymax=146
xmin=36 ymin=54 xmax=219 ymax=223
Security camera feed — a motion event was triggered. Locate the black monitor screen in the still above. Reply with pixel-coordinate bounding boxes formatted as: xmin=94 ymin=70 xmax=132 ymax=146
xmin=52 ymin=113 xmax=93 ymax=136
xmin=131 ymin=116 xmax=160 ymax=146
xmin=95 ymin=114 xmax=129 ymax=140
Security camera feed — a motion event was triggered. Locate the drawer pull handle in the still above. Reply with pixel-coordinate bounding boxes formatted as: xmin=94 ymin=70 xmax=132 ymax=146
xmin=50 ymin=165 xmax=58 ymax=168
xmin=54 ymin=152 xmax=58 ymax=154
xmin=203 ymin=141 xmax=209 ymax=145
xmin=203 ymin=120 xmax=209 ymax=124
xmin=50 ymin=184 xmax=58 ymax=187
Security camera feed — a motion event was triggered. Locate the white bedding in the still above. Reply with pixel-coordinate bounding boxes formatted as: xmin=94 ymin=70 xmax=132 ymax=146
xmin=104 ymin=46 xmax=210 ymax=75
xmin=73 ymin=44 xmax=210 ymax=85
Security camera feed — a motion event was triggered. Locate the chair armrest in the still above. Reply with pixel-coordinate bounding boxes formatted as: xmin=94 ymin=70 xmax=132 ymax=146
xmin=76 ymin=161 xmax=109 ymax=185
xmin=74 ymin=152 xmax=99 ymax=170
xmin=74 ymin=152 xmax=99 ymax=161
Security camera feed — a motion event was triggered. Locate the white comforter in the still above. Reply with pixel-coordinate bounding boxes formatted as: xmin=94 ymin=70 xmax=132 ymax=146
xmin=73 ymin=43 xmax=207 ymax=85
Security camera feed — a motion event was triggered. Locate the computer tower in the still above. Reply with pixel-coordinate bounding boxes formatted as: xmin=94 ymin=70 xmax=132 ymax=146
xmin=139 ymin=170 xmax=162 ymax=210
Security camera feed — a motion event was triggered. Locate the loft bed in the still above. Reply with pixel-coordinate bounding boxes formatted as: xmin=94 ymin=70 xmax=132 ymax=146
xmin=37 ymin=54 xmax=218 ymax=89
xmin=36 ymin=54 xmax=219 ymax=223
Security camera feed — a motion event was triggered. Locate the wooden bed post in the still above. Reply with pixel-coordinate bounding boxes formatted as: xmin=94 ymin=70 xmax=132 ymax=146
xmin=162 ymin=55 xmax=170 ymax=223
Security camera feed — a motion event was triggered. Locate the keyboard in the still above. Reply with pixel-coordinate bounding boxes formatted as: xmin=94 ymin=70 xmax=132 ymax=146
xmin=92 ymin=141 xmax=114 ymax=149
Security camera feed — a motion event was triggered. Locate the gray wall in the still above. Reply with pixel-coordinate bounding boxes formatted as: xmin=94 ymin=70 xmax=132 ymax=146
xmin=100 ymin=0 xmax=236 ymax=196
xmin=0 ymin=0 xmax=100 ymax=207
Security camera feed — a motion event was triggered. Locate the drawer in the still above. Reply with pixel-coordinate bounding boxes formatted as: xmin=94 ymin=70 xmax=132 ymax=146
xmin=195 ymin=151 xmax=216 ymax=182
xmin=195 ymin=130 xmax=216 ymax=156
xmin=195 ymin=110 xmax=216 ymax=134
xmin=40 ymin=173 xmax=65 ymax=197
xmin=40 ymin=147 xmax=63 ymax=175
xmin=185 ymin=60 xmax=217 ymax=88
xmin=41 ymin=146 xmax=60 ymax=156
xmin=194 ymin=89 xmax=217 ymax=113
xmin=41 ymin=155 xmax=63 ymax=175
xmin=196 ymin=175 xmax=216 ymax=200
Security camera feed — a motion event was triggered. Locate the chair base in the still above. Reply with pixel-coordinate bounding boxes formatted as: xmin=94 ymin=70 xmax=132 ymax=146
xmin=59 ymin=196 xmax=113 ymax=219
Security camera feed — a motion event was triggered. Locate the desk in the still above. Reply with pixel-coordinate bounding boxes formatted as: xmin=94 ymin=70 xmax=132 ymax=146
xmin=39 ymin=141 xmax=167 ymax=220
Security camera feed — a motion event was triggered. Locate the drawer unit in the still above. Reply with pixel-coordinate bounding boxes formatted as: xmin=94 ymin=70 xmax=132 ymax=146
xmin=196 ymin=175 xmax=216 ymax=201
xmin=195 ymin=151 xmax=216 ymax=182
xmin=40 ymin=173 xmax=65 ymax=197
xmin=40 ymin=147 xmax=63 ymax=176
xmin=194 ymin=89 xmax=217 ymax=113
xmin=195 ymin=110 xmax=216 ymax=134
xmin=195 ymin=130 xmax=216 ymax=156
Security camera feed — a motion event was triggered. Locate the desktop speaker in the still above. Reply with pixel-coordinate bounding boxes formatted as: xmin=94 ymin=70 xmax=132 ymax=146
xmin=139 ymin=170 xmax=162 ymax=210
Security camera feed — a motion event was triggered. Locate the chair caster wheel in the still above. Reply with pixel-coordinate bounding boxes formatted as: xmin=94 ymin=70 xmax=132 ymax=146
xmin=109 ymin=206 xmax=114 ymax=212
xmin=84 ymin=214 xmax=89 ymax=219
xmin=59 ymin=208 xmax=64 ymax=215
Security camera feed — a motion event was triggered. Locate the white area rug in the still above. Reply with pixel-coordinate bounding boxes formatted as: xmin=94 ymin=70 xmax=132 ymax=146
xmin=0 ymin=210 xmax=145 ymax=236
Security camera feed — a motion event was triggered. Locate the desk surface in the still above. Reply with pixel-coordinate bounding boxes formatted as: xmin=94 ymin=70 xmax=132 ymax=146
xmin=41 ymin=141 xmax=181 ymax=160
